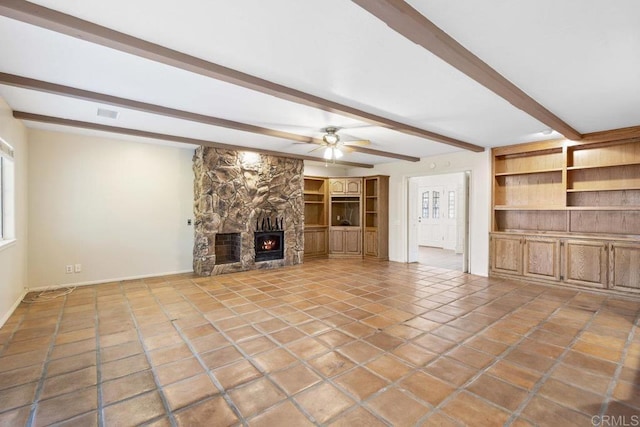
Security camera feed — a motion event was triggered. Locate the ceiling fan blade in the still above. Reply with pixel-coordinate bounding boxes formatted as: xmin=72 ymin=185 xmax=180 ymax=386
xmin=308 ymin=145 xmax=325 ymax=153
xmin=343 ymin=139 xmax=371 ymax=147
xmin=342 ymin=146 xmax=356 ymax=153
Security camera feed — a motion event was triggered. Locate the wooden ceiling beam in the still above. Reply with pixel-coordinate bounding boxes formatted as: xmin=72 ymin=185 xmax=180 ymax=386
xmin=0 ymin=72 xmax=418 ymax=162
xmin=352 ymin=0 xmax=583 ymax=141
xmin=0 ymin=0 xmax=483 ymax=153
xmin=12 ymin=111 xmax=374 ymax=168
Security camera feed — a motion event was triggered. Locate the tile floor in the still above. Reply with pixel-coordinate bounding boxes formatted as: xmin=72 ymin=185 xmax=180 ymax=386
xmin=418 ymin=247 xmax=463 ymax=271
xmin=0 ymin=259 xmax=639 ymax=426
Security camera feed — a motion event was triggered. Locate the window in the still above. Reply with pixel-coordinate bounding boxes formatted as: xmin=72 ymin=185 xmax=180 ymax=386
xmin=0 ymin=138 xmax=15 ymax=242
xmin=448 ymin=191 xmax=456 ymax=219
xmin=421 ymin=191 xmax=429 ymax=218
xmin=432 ymin=191 xmax=440 ymax=219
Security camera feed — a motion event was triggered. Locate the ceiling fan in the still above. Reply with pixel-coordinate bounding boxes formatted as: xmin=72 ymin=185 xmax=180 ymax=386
xmin=310 ymin=127 xmax=371 ymax=161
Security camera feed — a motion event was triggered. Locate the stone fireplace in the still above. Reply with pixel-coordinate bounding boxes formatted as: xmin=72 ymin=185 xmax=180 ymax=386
xmin=193 ymin=147 xmax=304 ymax=276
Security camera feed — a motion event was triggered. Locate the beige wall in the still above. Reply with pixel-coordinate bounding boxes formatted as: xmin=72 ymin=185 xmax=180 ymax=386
xmin=347 ymin=150 xmax=492 ymax=276
xmin=0 ymin=98 xmax=28 ymax=326
xmin=27 ymin=129 xmax=195 ymax=289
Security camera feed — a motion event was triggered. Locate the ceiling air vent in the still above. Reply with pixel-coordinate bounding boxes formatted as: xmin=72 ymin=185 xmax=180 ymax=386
xmin=97 ymin=108 xmax=119 ymax=119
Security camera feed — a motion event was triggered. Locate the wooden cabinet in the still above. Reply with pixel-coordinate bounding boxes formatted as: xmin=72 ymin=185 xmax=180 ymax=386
xmin=304 ymin=228 xmax=327 ymax=258
xmin=364 ymin=176 xmax=389 ymax=260
xmin=329 ymin=228 xmax=361 ymax=255
xmin=490 ymin=234 xmax=522 ymax=276
xmin=330 ymin=178 xmax=361 ymax=195
xmin=303 ymin=177 xmax=328 ymax=258
xmin=563 ymin=240 xmax=608 ymax=288
xmin=610 ymin=242 xmax=640 ymax=291
xmin=523 ymin=237 xmax=561 ymax=281
xmin=491 ymin=135 xmax=640 ymax=295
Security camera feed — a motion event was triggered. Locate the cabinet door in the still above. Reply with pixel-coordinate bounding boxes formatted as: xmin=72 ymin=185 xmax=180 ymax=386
xmin=346 ymin=178 xmax=361 ymax=195
xmin=610 ymin=242 xmax=640 ymax=291
xmin=563 ymin=240 xmax=608 ymax=288
xmin=330 ymin=179 xmax=346 ymax=194
xmin=364 ymin=230 xmax=378 ymax=256
xmin=304 ymin=230 xmax=316 ymax=255
xmin=523 ymin=237 xmax=561 ymax=281
xmin=490 ymin=235 xmax=522 ymax=276
xmin=344 ymin=229 xmax=361 ymax=254
xmin=315 ymin=229 xmax=327 ymax=255
xmin=329 ymin=230 xmax=345 ymax=253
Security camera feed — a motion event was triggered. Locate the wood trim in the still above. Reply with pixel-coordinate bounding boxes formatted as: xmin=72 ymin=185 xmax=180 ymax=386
xmin=0 ymin=72 xmax=417 ymax=162
xmin=352 ymin=0 xmax=582 ymax=141
xmin=12 ymin=111 xmax=374 ymax=168
xmin=582 ymin=125 xmax=640 ymax=144
xmin=0 ymin=0 xmax=483 ymax=153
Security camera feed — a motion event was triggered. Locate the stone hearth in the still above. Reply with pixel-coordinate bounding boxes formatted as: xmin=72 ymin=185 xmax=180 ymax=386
xmin=193 ymin=147 xmax=304 ymax=275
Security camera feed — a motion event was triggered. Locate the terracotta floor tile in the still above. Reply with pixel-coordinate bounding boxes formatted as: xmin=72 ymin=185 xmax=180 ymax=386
xmin=337 ymin=340 xmax=382 ymax=364
xmin=412 ymin=333 xmax=456 ymax=353
xmin=465 ymin=336 xmax=509 ymax=356
xmin=155 ymin=356 xmax=204 ymax=386
xmin=339 ymin=322 xmax=376 ymax=339
xmin=328 ymin=407 xmax=387 ymax=427
xmin=400 ymin=371 xmax=455 ymax=406
xmin=248 ymin=400 xmax=314 ymax=427
xmin=488 ymin=360 xmax=542 ymax=390
xmin=213 ymin=359 xmax=262 ymax=390
xmin=367 ymin=387 xmax=430 ymax=426
xmin=0 ymin=365 xmax=43 ymax=391
xmin=163 ymin=374 xmax=218 ymax=411
xmin=40 ymin=366 xmax=97 ymax=400
xmin=148 ymin=343 xmax=193 ymax=366
xmin=55 ymin=411 xmax=98 ymax=426
xmin=0 ymin=381 xmax=38 ymax=413
xmin=50 ymin=338 xmax=96 ymax=360
xmin=423 ymin=357 xmax=477 ymax=387
xmin=0 ymin=349 xmax=48 ymax=373
xmin=309 ymin=351 xmax=355 ymax=378
xmin=467 ymin=374 xmax=528 ymax=411
xmin=504 ymin=348 xmax=555 ymax=373
xmin=0 ymin=405 xmax=31 ymax=427
xmin=253 ymin=348 xmax=298 ymax=373
xmin=174 ymin=395 xmax=238 ymax=427
xmin=420 ymin=411 xmax=460 ymax=427
xmin=200 ymin=346 xmax=244 ymax=370
xmin=365 ymin=332 xmax=404 ymax=352
xmin=99 ymin=330 xmax=138 ymax=348
xmin=441 ymin=391 xmax=510 ymax=427
xmin=316 ymin=330 xmax=354 ymax=347
xmin=334 ymin=367 xmax=387 ymax=401
xmin=101 ymin=370 xmax=157 ymax=406
xmin=271 ymin=363 xmax=322 ymax=395
xmin=538 ymin=378 xmax=604 ymax=415
xmin=365 ymin=354 xmax=412 ymax=382
xmin=550 ymin=363 xmax=612 ymax=395
xmin=295 ymin=382 xmax=355 ymax=424
xmin=392 ymin=342 xmax=437 ymax=367
xmin=229 ymin=377 xmax=286 ymax=418
xmin=523 ymin=395 xmax=592 ymax=427
xmin=101 ymin=353 xmax=150 ymax=381
xmin=103 ymin=390 xmax=166 ymax=426
xmin=431 ymin=324 xmax=475 ymax=342
xmin=46 ymin=351 xmax=96 ymax=377
xmin=189 ymin=332 xmax=230 ymax=354
xmin=236 ymin=336 xmax=278 ymax=356
xmin=446 ymin=345 xmax=495 ymax=370
xmin=1 ymin=335 xmax=51 ymax=356
xmin=286 ymin=336 xmax=329 ymax=359
xmin=34 ymin=386 xmax=97 ymax=427
xmin=563 ymin=350 xmax=618 ymax=377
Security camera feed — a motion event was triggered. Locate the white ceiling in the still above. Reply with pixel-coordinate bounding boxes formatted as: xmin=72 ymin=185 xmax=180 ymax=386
xmin=1 ymin=0 xmax=638 ymax=165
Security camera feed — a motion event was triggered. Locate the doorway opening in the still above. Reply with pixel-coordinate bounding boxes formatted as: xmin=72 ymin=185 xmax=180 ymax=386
xmin=407 ymin=171 xmax=470 ymax=272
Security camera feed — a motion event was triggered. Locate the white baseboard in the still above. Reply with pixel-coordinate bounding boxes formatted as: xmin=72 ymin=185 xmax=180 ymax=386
xmin=0 ymin=289 xmax=28 ymax=329
xmin=25 ymin=269 xmax=194 ymax=292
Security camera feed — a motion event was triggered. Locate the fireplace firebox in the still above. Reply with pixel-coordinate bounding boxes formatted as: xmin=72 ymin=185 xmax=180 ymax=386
xmin=255 ymin=231 xmax=284 ymax=262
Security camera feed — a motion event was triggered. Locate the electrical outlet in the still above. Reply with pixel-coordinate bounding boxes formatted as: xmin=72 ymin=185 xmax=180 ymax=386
xmin=74 ymin=264 xmax=82 ymax=273
xmin=187 ymin=219 xmax=192 ymax=226
xmin=65 ymin=265 xmax=73 ymax=274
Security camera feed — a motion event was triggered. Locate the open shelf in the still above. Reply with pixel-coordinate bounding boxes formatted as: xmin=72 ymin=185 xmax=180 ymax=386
xmin=494 ymin=168 xmax=563 ymax=176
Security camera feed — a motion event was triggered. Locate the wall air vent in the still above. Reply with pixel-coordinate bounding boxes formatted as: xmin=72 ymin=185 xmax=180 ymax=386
xmin=97 ymin=108 xmax=119 ymax=119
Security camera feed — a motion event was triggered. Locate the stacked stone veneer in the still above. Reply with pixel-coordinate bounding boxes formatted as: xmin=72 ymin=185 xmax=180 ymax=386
xmin=193 ymin=147 xmax=304 ymax=276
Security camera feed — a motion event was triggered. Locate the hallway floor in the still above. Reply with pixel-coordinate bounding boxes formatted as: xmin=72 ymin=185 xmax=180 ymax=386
xmin=418 ymin=246 xmax=463 ymax=271
xmin=0 ymin=259 xmax=639 ymax=426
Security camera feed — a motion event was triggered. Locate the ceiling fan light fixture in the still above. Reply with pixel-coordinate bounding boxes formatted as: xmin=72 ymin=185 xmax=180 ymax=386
xmin=323 ymin=146 xmax=343 ymax=160
xmin=323 ymin=127 xmax=340 ymax=144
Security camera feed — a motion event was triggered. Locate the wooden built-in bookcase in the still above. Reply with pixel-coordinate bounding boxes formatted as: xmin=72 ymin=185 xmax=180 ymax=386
xmin=490 ymin=133 xmax=640 ymax=293
xmin=303 ymin=175 xmax=389 ymax=260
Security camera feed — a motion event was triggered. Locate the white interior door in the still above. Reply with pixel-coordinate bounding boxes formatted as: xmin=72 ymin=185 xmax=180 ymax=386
xmin=419 ymin=185 xmax=445 ymax=248
xmin=407 ymin=178 xmax=419 ymax=263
